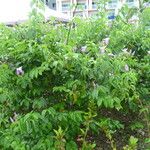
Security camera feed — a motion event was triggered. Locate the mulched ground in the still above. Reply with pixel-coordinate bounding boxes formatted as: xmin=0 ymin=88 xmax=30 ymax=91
xmin=87 ymin=109 xmax=149 ymax=150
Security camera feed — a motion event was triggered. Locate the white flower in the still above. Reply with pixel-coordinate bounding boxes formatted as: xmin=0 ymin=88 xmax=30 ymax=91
xmin=108 ymin=53 xmax=115 ymax=57
xmin=81 ymin=46 xmax=87 ymax=52
xmin=100 ymin=46 xmax=105 ymax=54
xmin=122 ymin=48 xmax=128 ymax=53
xmin=148 ymin=51 xmax=150 ymax=55
xmin=122 ymin=49 xmax=135 ymax=56
xmin=131 ymin=51 xmax=135 ymax=56
xmin=109 ymin=73 xmax=113 ymax=76
xmin=125 ymin=64 xmax=129 ymax=72
xmin=10 ymin=117 xmax=14 ymax=123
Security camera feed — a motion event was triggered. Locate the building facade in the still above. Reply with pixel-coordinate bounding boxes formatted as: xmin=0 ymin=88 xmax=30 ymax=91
xmin=44 ymin=0 xmax=139 ymax=18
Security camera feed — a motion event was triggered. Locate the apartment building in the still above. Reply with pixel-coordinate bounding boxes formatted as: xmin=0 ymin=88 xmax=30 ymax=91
xmin=42 ymin=0 xmax=56 ymax=10
xmin=44 ymin=0 xmax=139 ymax=18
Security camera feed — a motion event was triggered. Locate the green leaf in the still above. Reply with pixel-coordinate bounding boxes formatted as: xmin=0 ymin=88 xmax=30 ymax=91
xmin=145 ymin=138 xmax=150 ymax=143
xmin=129 ymin=136 xmax=138 ymax=146
xmin=103 ymin=96 xmax=114 ymax=108
xmin=97 ymin=98 xmax=103 ymax=107
xmin=66 ymin=141 xmax=78 ymax=150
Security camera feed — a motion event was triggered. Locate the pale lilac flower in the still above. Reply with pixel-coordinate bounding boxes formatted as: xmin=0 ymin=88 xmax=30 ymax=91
xmin=124 ymin=64 xmax=129 ymax=72
xmin=81 ymin=46 xmax=87 ymax=52
xmin=143 ymin=2 xmax=150 ymax=8
xmin=103 ymin=38 xmax=110 ymax=46
xmin=10 ymin=117 xmax=14 ymax=123
xmin=122 ymin=49 xmax=135 ymax=56
xmin=108 ymin=53 xmax=115 ymax=57
xmin=16 ymin=66 xmax=24 ymax=75
xmin=100 ymin=46 xmax=105 ymax=54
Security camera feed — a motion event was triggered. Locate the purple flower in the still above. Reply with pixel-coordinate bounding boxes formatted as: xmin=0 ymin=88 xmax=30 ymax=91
xmin=16 ymin=66 xmax=24 ymax=75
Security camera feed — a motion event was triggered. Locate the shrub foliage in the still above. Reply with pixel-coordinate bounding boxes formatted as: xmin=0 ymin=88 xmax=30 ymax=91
xmin=0 ymin=2 xmax=149 ymax=150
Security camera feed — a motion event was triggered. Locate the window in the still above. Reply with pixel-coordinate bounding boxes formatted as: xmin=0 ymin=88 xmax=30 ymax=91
xmin=44 ymin=0 xmax=56 ymax=9
xmin=108 ymin=0 xmax=118 ymax=9
xmin=77 ymin=2 xmax=87 ymax=10
xmin=89 ymin=12 xmax=99 ymax=18
xmin=52 ymin=3 xmax=56 ymax=9
xmin=92 ymin=1 xmax=97 ymax=9
xmin=62 ymin=2 xmax=70 ymax=11
xmin=46 ymin=0 xmax=48 ymax=5
xmin=108 ymin=11 xmax=115 ymax=16
xmin=108 ymin=11 xmax=115 ymax=20
xmin=75 ymin=12 xmax=84 ymax=17
xmin=126 ymin=0 xmax=135 ymax=7
xmin=126 ymin=0 xmax=134 ymax=2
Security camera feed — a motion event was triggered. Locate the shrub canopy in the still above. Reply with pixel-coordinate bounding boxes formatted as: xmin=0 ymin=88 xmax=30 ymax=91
xmin=0 ymin=2 xmax=150 ymax=150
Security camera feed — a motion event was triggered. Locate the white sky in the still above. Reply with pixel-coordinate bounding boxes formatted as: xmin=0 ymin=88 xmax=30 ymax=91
xmin=0 ymin=0 xmax=69 ymax=24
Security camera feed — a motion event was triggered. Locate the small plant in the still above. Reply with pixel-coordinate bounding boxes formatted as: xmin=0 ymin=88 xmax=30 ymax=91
xmin=54 ymin=126 xmax=66 ymax=150
xmin=80 ymin=102 xmax=97 ymax=150
xmin=96 ymin=118 xmax=124 ymax=150
xmin=123 ymin=136 xmax=138 ymax=150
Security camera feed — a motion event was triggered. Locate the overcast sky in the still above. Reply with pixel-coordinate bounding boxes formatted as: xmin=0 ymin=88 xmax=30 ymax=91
xmin=0 ymin=0 xmax=69 ymax=24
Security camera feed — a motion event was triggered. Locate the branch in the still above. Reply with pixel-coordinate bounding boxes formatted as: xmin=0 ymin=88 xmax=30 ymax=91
xmin=66 ymin=0 xmax=79 ymax=45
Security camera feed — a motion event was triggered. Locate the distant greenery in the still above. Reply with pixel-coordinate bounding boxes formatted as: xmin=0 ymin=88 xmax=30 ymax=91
xmin=0 ymin=0 xmax=149 ymax=149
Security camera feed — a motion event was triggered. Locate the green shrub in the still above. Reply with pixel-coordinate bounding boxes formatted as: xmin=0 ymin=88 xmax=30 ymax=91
xmin=0 ymin=2 xmax=149 ymax=149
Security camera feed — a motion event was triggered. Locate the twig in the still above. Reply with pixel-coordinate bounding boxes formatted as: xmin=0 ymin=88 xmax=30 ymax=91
xmin=66 ymin=0 xmax=79 ymax=45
